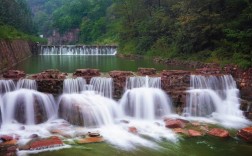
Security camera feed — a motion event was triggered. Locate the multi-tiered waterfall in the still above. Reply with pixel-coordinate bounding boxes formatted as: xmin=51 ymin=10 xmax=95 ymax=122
xmin=40 ymin=45 xmax=117 ymax=55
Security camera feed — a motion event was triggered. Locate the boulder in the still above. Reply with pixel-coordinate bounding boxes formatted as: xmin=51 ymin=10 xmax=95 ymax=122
xmin=208 ymin=128 xmax=229 ymax=138
xmin=237 ymin=127 xmax=252 ymax=143
xmin=164 ymin=119 xmax=186 ymax=129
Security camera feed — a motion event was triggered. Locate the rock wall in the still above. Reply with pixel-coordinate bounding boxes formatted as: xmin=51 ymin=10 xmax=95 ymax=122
xmin=0 ymin=40 xmax=33 ymax=72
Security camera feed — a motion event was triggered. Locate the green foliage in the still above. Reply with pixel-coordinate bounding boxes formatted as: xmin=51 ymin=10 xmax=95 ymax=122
xmin=0 ymin=25 xmax=47 ymax=43
xmin=27 ymin=0 xmax=252 ymax=68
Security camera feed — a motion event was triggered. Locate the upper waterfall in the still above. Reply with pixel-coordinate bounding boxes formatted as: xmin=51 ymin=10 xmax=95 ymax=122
xmin=39 ymin=45 xmax=117 ymax=55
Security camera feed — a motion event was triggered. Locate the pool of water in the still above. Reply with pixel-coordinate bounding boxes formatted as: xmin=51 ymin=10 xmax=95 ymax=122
xmin=13 ymin=55 xmax=188 ymax=74
xmin=29 ymin=136 xmax=252 ymax=156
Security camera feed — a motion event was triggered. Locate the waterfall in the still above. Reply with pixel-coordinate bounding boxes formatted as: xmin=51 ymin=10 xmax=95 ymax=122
xmin=90 ymin=77 xmax=113 ymax=98
xmin=63 ymin=77 xmax=87 ymax=93
xmin=184 ymin=75 xmax=243 ymax=117
xmin=58 ymin=91 xmax=121 ymax=127
xmin=1 ymin=89 xmax=56 ymax=125
xmin=183 ymin=75 xmax=250 ymax=128
xmin=17 ymin=79 xmax=38 ymax=90
xmin=121 ymin=76 xmax=172 ymax=120
xmin=126 ymin=76 xmax=161 ymax=89
xmin=0 ymin=80 xmax=15 ymax=94
xmin=40 ymin=45 xmax=117 ymax=55
xmin=120 ymin=88 xmax=173 ymax=120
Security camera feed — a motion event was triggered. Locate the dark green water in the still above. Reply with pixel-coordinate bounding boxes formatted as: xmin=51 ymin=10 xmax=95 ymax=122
xmin=31 ymin=136 xmax=252 ymax=156
xmin=14 ymin=55 xmax=187 ymax=74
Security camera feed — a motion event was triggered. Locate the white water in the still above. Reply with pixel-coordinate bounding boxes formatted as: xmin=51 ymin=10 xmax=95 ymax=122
xmin=0 ymin=79 xmax=15 ymax=94
xmin=1 ymin=89 xmax=56 ymax=125
xmin=121 ymin=76 xmax=173 ymax=120
xmin=183 ymin=75 xmax=250 ymax=128
xmin=63 ymin=77 xmax=87 ymax=93
xmin=120 ymin=88 xmax=173 ymax=120
xmin=58 ymin=91 xmax=121 ymax=127
xmin=17 ymin=79 xmax=38 ymax=90
xmin=90 ymin=77 xmax=113 ymax=98
xmin=40 ymin=45 xmax=117 ymax=55
xmin=126 ymin=76 xmax=161 ymax=89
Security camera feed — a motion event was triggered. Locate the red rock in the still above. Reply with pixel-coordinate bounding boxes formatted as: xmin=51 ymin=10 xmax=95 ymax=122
xmin=3 ymin=70 xmax=26 ymax=79
xmin=188 ymin=130 xmax=203 ymax=137
xmin=128 ymin=127 xmax=138 ymax=134
xmin=237 ymin=127 xmax=252 ymax=143
xmin=172 ymin=128 xmax=188 ymax=135
xmin=138 ymin=68 xmax=156 ymax=76
xmin=0 ymin=135 xmax=13 ymax=142
xmin=208 ymin=128 xmax=229 ymax=138
xmin=22 ymin=136 xmax=64 ymax=150
xmin=77 ymin=137 xmax=104 ymax=144
xmin=164 ymin=119 xmax=186 ymax=129
xmin=32 ymin=69 xmax=67 ymax=80
xmin=73 ymin=69 xmax=100 ymax=82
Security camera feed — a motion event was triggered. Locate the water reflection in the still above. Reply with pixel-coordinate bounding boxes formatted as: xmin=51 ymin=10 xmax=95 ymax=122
xmin=14 ymin=55 xmax=186 ymax=73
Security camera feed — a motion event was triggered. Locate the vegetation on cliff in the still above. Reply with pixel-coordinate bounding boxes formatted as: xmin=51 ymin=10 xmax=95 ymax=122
xmin=8 ymin=0 xmax=252 ymax=68
xmin=0 ymin=0 xmax=46 ymax=43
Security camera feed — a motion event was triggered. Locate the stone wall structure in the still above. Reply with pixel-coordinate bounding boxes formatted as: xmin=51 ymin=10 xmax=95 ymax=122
xmin=0 ymin=40 xmax=33 ymax=72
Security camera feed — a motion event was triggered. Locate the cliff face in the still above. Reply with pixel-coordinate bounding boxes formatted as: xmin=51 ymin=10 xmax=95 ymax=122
xmin=0 ymin=40 xmax=32 ymax=72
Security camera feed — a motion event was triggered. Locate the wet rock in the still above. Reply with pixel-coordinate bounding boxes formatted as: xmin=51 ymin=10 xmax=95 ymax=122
xmin=3 ymin=70 xmax=26 ymax=79
xmin=20 ymin=136 xmax=64 ymax=151
xmin=128 ymin=127 xmax=138 ymax=134
xmin=237 ymin=127 xmax=252 ymax=143
xmin=73 ymin=69 xmax=100 ymax=83
xmin=208 ymin=128 xmax=229 ymax=138
xmin=50 ymin=129 xmax=72 ymax=138
xmin=32 ymin=69 xmax=67 ymax=80
xmin=0 ymin=135 xmax=13 ymax=142
xmin=188 ymin=130 xmax=203 ymax=137
xmin=88 ymin=132 xmax=101 ymax=137
xmin=164 ymin=119 xmax=186 ymax=129
xmin=109 ymin=71 xmax=134 ymax=99
xmin=0 ymin=137 xmax=17 ymax=156
xmin=29 ymin=134 xmax=39 ymax=139
xmin=138 ymin=68 xmax=156 ymax=76
xmin=120 ymin=120 xmax=130 ymax=124
xmin=77 ymin=137 xmax=104 ymax=144
xmin=172 ymin=128 xmax=188 ymax=135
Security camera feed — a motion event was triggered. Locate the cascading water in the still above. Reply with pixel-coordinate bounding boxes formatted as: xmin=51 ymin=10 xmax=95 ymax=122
xmin=40 ymin=45 xmax=117 ymax=55
xmin=1 ymin=89 xmax=56 ymax=125
xmin=58 ymin=91 xmax=121 ymax=127
xmin=17 ymin=79 xmax=38 ymax=90
xmin=63 ymin=77 xmax=87 ymax=93
xmin=0 ymin=80 xmax=15 ymax=94
xmin=126 ymin=76 xmax=161 ymax=89
xmin=121 ymin=76 xmax=173 ymax=120
xmin=90 ymin=77 xmax=113 ymax=98
xmin=183 ymin=75 xmax=250 ymax=128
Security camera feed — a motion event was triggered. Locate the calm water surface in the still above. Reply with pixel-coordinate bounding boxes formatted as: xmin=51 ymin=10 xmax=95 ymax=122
xmin=14 ymin=55 xmax=188 ymax=73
